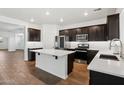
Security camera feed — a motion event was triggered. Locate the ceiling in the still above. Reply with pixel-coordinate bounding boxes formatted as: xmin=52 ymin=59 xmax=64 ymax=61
xmin=0 ymin=8 xmax=117 ymax=25
xmin=0 ymin=21 xmax=24 ymax=32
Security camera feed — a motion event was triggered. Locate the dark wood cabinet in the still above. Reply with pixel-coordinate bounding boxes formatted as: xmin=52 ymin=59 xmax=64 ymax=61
xmin=76 ymin=28 xmax=82 ymax=34
xmin=28 ymin=48 xmax=35 ymax=61
xmin=69 ymin=29 xmax=77 ymax=41
xmin=59 ymin=24 xmax=107 ymax=41
xmin=28 ymin=28 xmax=41 ymax=41
xmin=88 ymin=24 xmax=107 ymax=41
xmin=76 ymin=27 xmax=88 ymax=34
xmin=59 ymin=29 xmax=76 ymax=41
xmin=59 ymin=30 xmax=65 ymax=35
xmin=59 ymin=30 xmax=69 ymax=36
xmin=68 ymin=53 xmax=75 ymax=74
xmin=64 ymin=30 xmax=69 ymax=36
xmin=88 ymin=26 xmax=97 ymax=41
xmin=81 ymin=27 xmax=88 ymax=34
xmin=107 ymin=14 xmax=119 ymax=40
xmin=87 ymin=50 xmax=98 ymax=64
xmin=90 ymin=70 xmax=124 ymax=85
xmin=59 ymin=30 xmax=70 ymax=41
xmin=28 ymin=48 xmax=43 ymax=61
xmin=59 ymin=14 xmax=119 ymax=41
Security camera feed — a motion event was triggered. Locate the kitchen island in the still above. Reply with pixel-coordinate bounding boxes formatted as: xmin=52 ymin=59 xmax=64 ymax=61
xmin=31 ymin=49 xmax=75 ymax=79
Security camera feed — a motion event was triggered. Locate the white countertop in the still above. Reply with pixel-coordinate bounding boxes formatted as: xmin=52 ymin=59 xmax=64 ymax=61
xmin=87 ymin=49 xmax=124 ymax=78
xmin=31 ymin=49 xmax=75 ymax=56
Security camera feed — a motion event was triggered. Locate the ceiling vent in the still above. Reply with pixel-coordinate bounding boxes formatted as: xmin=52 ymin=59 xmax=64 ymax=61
xmin=94 ymin=8 xmax=102 ymax=12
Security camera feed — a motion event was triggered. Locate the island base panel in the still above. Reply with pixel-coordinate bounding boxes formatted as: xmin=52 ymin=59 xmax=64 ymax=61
xmin=36 ymin=53 xmax=68 ymax=79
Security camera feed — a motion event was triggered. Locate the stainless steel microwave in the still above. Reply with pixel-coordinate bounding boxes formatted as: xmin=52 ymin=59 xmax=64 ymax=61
xmin=76 ymin=34 xmax=88 ymax=41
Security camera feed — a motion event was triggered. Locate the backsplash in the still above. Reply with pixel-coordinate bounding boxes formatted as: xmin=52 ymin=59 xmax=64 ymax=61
xmin=65 ymin=41 xmax=110 ymax=51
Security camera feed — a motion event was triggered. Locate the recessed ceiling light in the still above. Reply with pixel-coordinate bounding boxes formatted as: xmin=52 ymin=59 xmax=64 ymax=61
xmin=84 ymin=12 xmax=88 ymax=16
xmin=30 ymin=18 xmax=34 ymax=22
xmin=46 ymin=11 xmax=50 ymax=15
xmin=60 ymin=18 xmax=64 ymax=22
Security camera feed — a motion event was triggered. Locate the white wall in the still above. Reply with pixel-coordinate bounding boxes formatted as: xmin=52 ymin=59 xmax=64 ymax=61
xmin=59 ymin=18 xmax=106 ymax=30
xmin=42 ymin=24 xmax=59 ymax=49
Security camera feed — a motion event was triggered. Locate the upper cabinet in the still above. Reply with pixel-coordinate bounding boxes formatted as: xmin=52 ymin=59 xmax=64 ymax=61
xmin=59 ymin=30 xmax=69 ymax=36
xmin=69 ymin=29 xmax=77 ymax=41
xmin=59 ymin=29 xmax=76 ymax=41
xmin=107 ymin=14 xmax=119 ymax=40
xmin=88 ymin=24 xmax=107 ymax=41
xmin=59 ymin=24 xmax=107 ymax=41
xmin=81 ymin=27 xmax=88 ymax=34
xmin=59 ymin=13 xmax=120 ymax=42
xmin=28 ymin=28 xmax=41 ymax=41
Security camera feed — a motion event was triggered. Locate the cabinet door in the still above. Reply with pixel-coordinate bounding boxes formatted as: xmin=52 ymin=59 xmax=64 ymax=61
xmin=76 ymin=28 xmax=82 ymax=34
xmin=87 ymin=50 xmax=98 ymax=64
xmin=95 ymin=25 xmax=105 ymax=41
xmin=64 ymin=30 xmax=69 ymax=36
xmin=69 ymin=29 xmax=77 ymax=41
xmin=59 ymin=30 xmax=65 ymax=35
xmin=88 ymin=26 xmax=96 ymax=41
xmin=59 ymin=30 xmax=69 ymax=36
xmin=81 ymin=27 xmax=88 ymax=34
xmin=88 ymin=25 xmax=106 ymax=41
xmin=28 ymin=28 xmax=41 ymax=41
xmin=107 ymin=14 xmax=119 ymax=40
xmin=76 ymin=27 xmax=88 ymax=34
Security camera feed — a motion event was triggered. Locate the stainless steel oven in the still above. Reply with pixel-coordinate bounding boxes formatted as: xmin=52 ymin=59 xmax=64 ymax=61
xmin=76 ymin=34 xmax=88 ymax=42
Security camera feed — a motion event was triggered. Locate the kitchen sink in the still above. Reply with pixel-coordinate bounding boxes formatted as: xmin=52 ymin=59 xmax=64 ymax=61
xmin=99 ymin=54 xmax=119 ymax=61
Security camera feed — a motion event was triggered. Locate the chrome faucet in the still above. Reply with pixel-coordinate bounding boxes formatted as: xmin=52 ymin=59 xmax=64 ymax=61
xmin=109 ymin=38 xmax=123 ymax=57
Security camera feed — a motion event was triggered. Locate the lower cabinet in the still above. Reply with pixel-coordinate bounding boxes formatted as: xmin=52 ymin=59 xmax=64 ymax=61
xmin=65 ymin=49 xmax=98 ymax=65
xmin=87 ymin=50 xmax=98 ymax=64
xmin=89 ymin=70 xmax=124 ymax=85
xmin=28 ymin=48 xmax=43 ymax=61
xmin=68 ymin=53 xmax=75 ymax=74
xmin=28 ymin=49 xmax=35 ymax=61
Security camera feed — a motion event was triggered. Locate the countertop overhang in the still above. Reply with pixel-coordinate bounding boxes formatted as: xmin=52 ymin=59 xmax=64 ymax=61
xmin=31 ymin=49 xmax=75 ymax=56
